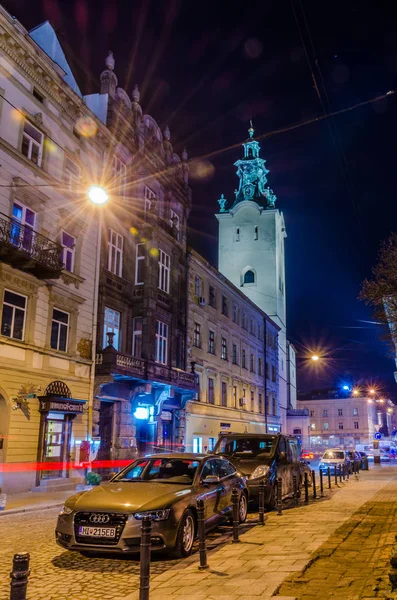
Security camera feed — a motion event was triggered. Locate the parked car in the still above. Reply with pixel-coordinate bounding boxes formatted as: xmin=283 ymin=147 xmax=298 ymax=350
xmin=213 ymin=433 xmax=306 ymax=508
xmin=319 ymin=449 xmax=350 ymax=475
xmin=56 ymin=453 xmax=248 ymax=557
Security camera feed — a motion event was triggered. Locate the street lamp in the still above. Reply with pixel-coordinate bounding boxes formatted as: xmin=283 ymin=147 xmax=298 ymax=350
xmin=311 ymin=355 xmax=320 ymax=362
xmin=88 ymin=185 xmax=109 ymax=206
xmin=352 ymin=389 xmax=359 ymax=396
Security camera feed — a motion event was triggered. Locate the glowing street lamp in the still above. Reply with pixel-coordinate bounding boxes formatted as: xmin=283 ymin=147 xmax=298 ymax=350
xmin=369 ymin=389 xmax=375 ymax=395
xmin=352 ymin=389 xmax=359 ymax=396
xmin=88 ymin=184 xmax=109 ymax=206
xmin=311 ymin=355 xmax=320 ymax=362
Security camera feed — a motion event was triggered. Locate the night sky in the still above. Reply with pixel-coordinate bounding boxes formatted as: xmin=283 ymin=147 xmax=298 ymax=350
xmin=4 ymin=0 xmax=397 ymax=396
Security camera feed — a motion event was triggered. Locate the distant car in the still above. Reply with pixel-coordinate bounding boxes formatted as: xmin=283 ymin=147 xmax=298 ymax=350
xmin=301 ymin=451 xmax=315 ymax=460
xmin=319 ymin=449 xmax=350 ymax=475
xmin=56 ymin=453 xmax=248 ymax=557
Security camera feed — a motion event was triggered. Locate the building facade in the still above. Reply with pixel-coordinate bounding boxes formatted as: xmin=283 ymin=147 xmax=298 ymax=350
xmin=185 ymin=250 xmax=280 ymax=452
xmin=0 ymin=10 xmax=110 ymax=492
xmin=91 ymin=55 xmax=197 ymax=461
xmin=215 ymin=124 xmax=296 ymax=431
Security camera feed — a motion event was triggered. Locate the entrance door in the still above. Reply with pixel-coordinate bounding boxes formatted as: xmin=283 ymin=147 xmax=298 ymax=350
xmin=162 ymin=420 xmax=173 ymax=450
xmin=42 ymin=414 xmax=71 ymax=479
xmin=98 ymin=401 xmax=114 ymax=461
xmin=136 ymin=419 xmax=153 ymax=455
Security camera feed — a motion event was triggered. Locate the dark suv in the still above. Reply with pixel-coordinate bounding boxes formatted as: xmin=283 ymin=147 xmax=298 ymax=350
xmin=213 ymin=433 xmax=304 ymax=508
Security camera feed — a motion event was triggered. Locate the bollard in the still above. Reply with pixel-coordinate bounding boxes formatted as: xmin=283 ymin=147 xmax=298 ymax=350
xmin=197 ymin=499 xmax=208 ymax=570
xmin=346 ymin=462 xmax=350 ymax=480
xmin=10 ymin=553 xmax=30 ymax=600
xmin=277 ymin=477 xmax=283 ymax=515
xmin=258 ymin=480 xmax=265 ymax=525
xmin=232 ymin=488 xmax=240 ymax=542
xmin=319 ymin=469 xmax=324 ymax=497
xmin=292 ymin=474 xmax=299 ymax=507
xmin=334 ymin=465 xmax=338 ymax=487
xmin=139 ymin=517 xmax=152 ymax=600
xmin=339 ymin=464 xmax=342 ymax=484
xmin=304 ymin=472 xmax=309 ymax=503
xmin=342 ymin=464 xmax=345 ymax=481
xmin=312 ymin=470 xmax=317 ymax=499
xmin=327 ymin=467 xmax=332 ymax=489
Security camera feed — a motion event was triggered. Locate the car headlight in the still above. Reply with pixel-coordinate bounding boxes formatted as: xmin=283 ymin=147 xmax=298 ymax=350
xmin=132 ymin=509 xmax=171 ymax=521
xmin=59 ymin=505 xmax=73 ymax=516
xmin=250 ymin=465 xmax=270 ymax=479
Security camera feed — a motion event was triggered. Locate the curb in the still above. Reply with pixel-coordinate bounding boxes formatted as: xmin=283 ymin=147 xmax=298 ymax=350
xmin=0 ymin=502 xmax=64 ymax=516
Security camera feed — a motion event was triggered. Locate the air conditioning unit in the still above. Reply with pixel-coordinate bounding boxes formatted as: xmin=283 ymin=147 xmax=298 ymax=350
xmin=239 ymin=398 xmax=246 ymax=407
xmin=198 ymin=296 xmax=206 ymax=306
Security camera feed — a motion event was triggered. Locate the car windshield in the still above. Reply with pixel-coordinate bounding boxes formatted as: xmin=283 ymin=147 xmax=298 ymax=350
xmin=215 ymin=436 xmax=276 ymax=457
xmin=114 ymin=458 xmax=200 ymax=484
xmin=323 ymin=451 xmax=344 ymax=460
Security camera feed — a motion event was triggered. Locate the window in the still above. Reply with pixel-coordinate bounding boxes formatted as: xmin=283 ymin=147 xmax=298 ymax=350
xmin=259 ymin=393 xmax=263 ymax=413
xmin=193 ymin=323 xmax=201 ymax=348
xmin=250 ymin=353 xmax=254 ymax=372
xmin=258 ymin=358 xmax=262 ymax=375
xmin=323 ymin=409 xmax=328 ymax=417
xmin=258 ymin=324 xmax=262 ymax=340
xmin=233 ymin=304 xmax=239 ymax=323
xmin=242 ymin=312 xmax=247 ymax=329
xmin=221 ymin=382 xmax=227 ymax=407
xmin=235 ymin=227 xmax=240 ymax=241
xmin=22 ymin=120 xmax=44 ymax=166
xmin=221 ymin=337 xmax=228 ymax=360
xmin=338 ymin=408 xmax=343 ymax=416
xmin=338 ymin=422 xmax=344 ymax=430
xmin=209 ymin=285 xmax=216 ymax=308
xmin=170 ymin=209 xmax=180 ymax=239
xmin=310 ymin=410 xmax=315 ymax=417
xmin=272 ymin=365 xmax=277 ymax=382
xmin=311 ymin=423 xmax=316 ymax=430
xmin=193 ymin=437 xmax=203 ymax=453
xmin=208 ymin=378 xmax=215 ymax=404
xmin=323 ymin=422 xmax=329 ymax=431
xmin=11 ymin=202 xmax=36 ymax=251
xmin=1 ymin=290 xmax=26 ymax=340
xmin=33 ymin=88 xmax=44 ymax=103
xmin=103 ymin=307 xmax=120 ymax=350
xmin=144 ymin=186 xmax=156 ymax=213
xmin=354 ymin=421 xmax=359 ymax=429
xmin=242 ymin=349 xmax=246 ymax=368
xmin=113 ymin=155 xmax=127 ymax=197
xmin=135 ymin=244 xmax=145 ymax=285
xmin=244 ymin=270 xmax=255 ymax=285
xmin=155 ymin=320 xmax=168 ymax=364
xmin=208 ymin=330 xmax=215 ymax=354
xmin=266 ymin=362 xmax=270 ymax=379
xmin=208 ymin=437 xmax=216 ymax=452
xmin=233 ymin=386 xmax=237 ymax=408
xmin=293 ymin=428 xmax=302 ymax=435
xmin=251 ymin=390 xmax=255 ymax=412
xmin=222 ymin=295 xmax=228 ymax=317
xmin=250 ymin=317 xmax=254 ymax=334
xmin=158 ymin=250 xmax=171 ymax=293
xmin=108 ymin=229 xmax=123 ymax=277
xmin=64 ymin=157 xmax=81 ymax=191
xmin=272 ymin=396 xmax=277 ymax=415
xmin=353 ymin=408 xmax=358 ymax=416
xmin=254 ymin=225 xmax=258 ymax=240
xmin=132 ymin=317 xmax=143 ymax=358
xmin=50 ymin=308 xmax=69 ymax=352
xmin=194 ymin=275 xmax=201 ymax=297
xmin=61 ymin=231 xmax=76 ymax=272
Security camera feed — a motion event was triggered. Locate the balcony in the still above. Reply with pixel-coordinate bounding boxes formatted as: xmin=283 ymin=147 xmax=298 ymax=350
xmin=0 ymin=213 xmax=63 ymax=279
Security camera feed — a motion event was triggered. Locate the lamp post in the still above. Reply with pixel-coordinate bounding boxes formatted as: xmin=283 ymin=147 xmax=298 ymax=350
xmin=87 ymin=185 xmax=109 ymax=444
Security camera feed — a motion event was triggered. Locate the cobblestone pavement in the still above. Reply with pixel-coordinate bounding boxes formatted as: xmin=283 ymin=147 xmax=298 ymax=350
xmin=124 ymin=467 xmax=397 ymax=600
xmin=0 ymin=503 xmax=257 ymax=600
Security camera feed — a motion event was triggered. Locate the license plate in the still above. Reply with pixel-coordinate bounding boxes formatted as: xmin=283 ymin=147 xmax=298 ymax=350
xmin=78 ymin=526 xmax=116 ymax=538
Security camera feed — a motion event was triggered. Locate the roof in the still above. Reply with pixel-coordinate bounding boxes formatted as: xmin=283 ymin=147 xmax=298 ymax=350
xmin=144 ymin=453 xmax=207 ymax=460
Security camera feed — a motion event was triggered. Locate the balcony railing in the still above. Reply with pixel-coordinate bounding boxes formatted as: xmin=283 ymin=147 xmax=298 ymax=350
xmin=0 ymin=213 xmax=63 ymax=279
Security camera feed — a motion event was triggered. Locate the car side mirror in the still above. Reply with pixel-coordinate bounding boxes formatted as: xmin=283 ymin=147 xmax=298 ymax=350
xmin=201 ymin=475 xmax=220 ymax=485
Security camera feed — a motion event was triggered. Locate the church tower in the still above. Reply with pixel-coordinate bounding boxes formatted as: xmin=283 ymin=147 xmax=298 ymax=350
xmin=216 ymin=124 xmax=294 ymax=430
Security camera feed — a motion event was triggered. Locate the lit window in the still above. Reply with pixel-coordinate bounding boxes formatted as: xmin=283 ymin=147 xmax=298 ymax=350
xmin=113 ymin=155 xmax=127 ymax=197
xmin=158 ymin=250 xmax=171 ymax=293
xmin=310 ymin=423 xmax=316 ymax=430
xmin=64 ymin=157 xmax=81 ymax=191
xmin=155 ymin=320 xmax=168 ymax=364
xmin=50 ymin=308 xmax=69 ymax=352
xmin=208 ymin=437 xmax=216 ymax=451
xmin=208 ymin=378 xmax=215 ymax=404
xmin=22 ymin=120 xmax=44 ymax=166
xmin=222 ymin=382 xmax=227 ymax=407
xmin=61 ymin=231 xmax=76 ymax=272
xmin=1 ymin=290 xmax=26 ymax=340
xmin=108 ymin=229 xmax=123 ymax=277
xmin=103 ymin=307 xmax=120 ymax=350
xmin=323 ymin=422 xmax=329 ymax=430
xmin=135 ymin=244 xmax=145 ymax=284
xmin=11 ymin=202 xmax=36 ymax=251
xmin=193 ymin=323 xmax=201 ymax=348
xmin=243 ymin=270 xmax=255 ymax=285
xmin=193 ymin=437 xmax=203 ymax=453
xmin=144 ymin=186 xmax=156 ymax=213
xmin=208 ymin=330 xmax=215 ymax=354
xmin=353 ymin=408 xmax=358 ymax=416
xmin=221 ymin=337 xmax=228 ymax=360
xmin=132 ymin=317 xmax=142 ymax=358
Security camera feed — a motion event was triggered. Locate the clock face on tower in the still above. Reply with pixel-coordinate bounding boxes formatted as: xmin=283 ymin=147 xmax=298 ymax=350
xmin=243 ymin=184 xmax=255 ymax=199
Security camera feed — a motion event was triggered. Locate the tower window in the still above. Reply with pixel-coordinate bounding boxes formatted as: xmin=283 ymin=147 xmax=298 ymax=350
xmin=235 ymin=227 xmax=240 ymax=242
xmin=243 ymin=270 xmax=255 ymax=285
xmin=254 ymin=226 xmax=258 ymax=240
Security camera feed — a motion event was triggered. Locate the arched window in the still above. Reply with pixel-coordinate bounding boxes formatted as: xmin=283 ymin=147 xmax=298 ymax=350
xmin=293 ymin=428 xmax=302 ymax=435
xmin=254 ymin=226 xmax=258 ymax=240
xmin=243 ymin=270 xmax=255 ymax=284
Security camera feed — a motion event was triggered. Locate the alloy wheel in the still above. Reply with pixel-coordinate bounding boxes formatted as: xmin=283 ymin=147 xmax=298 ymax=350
xmin=182 ymin=514 xmax=195 ymax=553
xmin=239 ymin=493 xmax=248 ymax=523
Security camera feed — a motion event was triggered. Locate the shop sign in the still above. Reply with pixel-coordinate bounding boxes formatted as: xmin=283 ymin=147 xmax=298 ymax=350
xmin=161 ymin=411 xmax=172 ymax=421
xmin=220 ymin=422 xmax=231 ymax=429
xmin=39 ymin=398 xmax=85 ymax=414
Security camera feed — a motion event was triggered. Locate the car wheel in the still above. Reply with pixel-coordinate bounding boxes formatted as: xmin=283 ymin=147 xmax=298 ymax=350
xmin=172 ymin=509 xmax=196 ymax=558
xmin=239 ymin=492 xmax=248 ymax=523
xmin=265 ymin=482 xmax=277 ymax=510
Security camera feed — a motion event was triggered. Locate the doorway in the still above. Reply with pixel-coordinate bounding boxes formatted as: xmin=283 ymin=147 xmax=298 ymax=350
xmin=0 ymin=394 xmax=8 ymax=486
xmin=98 ymin=401 xmax=114 ymax=461
xmin=42 ymin=413 xmax=72 ymax=479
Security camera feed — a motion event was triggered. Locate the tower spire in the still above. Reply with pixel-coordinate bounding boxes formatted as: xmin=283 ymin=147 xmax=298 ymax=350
xmin=248 ymin=120 xmax=254 ymax=139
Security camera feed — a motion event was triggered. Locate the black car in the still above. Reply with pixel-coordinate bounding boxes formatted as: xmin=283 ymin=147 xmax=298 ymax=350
xmin=213 ymin=433 xmax=305 ymax=508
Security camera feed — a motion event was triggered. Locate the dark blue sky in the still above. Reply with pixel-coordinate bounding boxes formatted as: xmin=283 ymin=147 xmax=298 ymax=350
xmin=5 ymin=0 xmax=397 ymax=395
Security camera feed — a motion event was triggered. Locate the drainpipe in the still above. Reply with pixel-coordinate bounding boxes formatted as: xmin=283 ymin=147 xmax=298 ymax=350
xmin=264 ymin=317 xmax=268 ymax=434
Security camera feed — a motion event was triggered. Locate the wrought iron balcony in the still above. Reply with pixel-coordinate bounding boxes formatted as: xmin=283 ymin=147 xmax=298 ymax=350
xmin=0 ymin=213 xmax=63 ymax=279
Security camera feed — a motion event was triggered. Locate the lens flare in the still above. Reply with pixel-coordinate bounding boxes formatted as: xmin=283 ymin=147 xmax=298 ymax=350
xmin=75 ymin=115 xmax=97 ymax=138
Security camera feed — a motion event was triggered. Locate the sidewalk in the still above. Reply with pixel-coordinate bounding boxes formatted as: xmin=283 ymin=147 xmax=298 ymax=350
xmin=0 ymin=489 xmax=71 ymax=515
xmin=124 ymin=467 xmax=397 ymax=600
